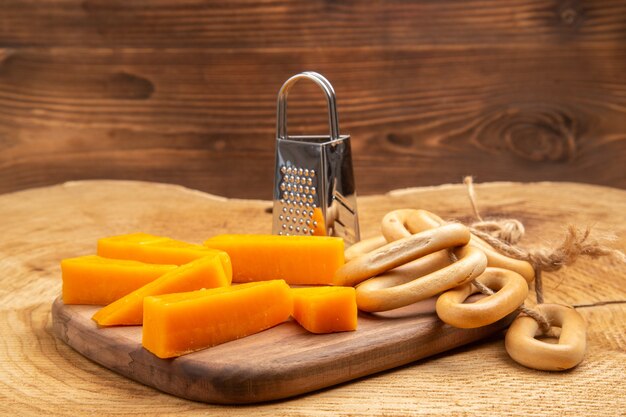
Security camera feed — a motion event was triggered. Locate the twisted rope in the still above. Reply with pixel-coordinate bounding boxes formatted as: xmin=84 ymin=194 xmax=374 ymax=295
xmin=462 ymin=177 xmax=625 ymax=333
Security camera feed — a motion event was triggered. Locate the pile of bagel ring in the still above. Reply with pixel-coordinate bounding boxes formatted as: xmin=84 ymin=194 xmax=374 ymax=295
xmin=334 ymin=209 xmax=587 ymax=371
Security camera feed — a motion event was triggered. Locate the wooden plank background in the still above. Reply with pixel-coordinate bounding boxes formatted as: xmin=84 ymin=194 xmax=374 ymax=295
xmin=1 ymin=0 xmax=625 ymax=198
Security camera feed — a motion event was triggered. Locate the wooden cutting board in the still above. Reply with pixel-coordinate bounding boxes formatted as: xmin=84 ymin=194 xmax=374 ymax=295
xmin=51 ymin=296 xmax=514 ymax=404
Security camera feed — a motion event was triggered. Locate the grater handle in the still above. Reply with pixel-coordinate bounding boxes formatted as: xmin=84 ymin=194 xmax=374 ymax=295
xmin=276 ymin=72 xmax=340 ymax=141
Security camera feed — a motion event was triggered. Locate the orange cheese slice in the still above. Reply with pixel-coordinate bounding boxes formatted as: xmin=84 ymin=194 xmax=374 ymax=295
xmin=203 ymin=234 xmax=344 ymax=285
xmin=142 ymin=280 xmax=292 ymax=358
xmin=61 ymin=255 xmax=177 ymax=305
xmin=291 ymin=286 xmax=357 ymax=333
xmin=97 ymin=233 xmax=222 ymax=265
xmin=92 ymin=252 xmax=232 ymax=326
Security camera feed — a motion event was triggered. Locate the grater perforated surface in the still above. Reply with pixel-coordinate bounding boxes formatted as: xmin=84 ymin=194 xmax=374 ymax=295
xmin=276 ymin=164 xmax=322 ymax=236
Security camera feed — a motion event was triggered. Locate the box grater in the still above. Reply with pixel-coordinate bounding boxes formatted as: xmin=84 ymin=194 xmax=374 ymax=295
xmin=272 ymin=71 xmax=360 ymax=246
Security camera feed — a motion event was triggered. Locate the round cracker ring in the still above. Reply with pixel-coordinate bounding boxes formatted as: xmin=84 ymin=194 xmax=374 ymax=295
xmin=468 ymin=235 xmax=535 ymax=283
xmin=345 ymin=210 xmax=446 ymax=262
xmin=381 ymin=208 xmax=444 ymax=241
xmin=435 ymin=267 xmax=529 ymax=328
xmin=381 ymin=208 xmax=535 ymax=282
xmin=355 ymin=245 xmax=488 ymax=312
xmin=356 ymin=250 xmax=453 ymax=293
xmin=334 ymin=222 xmax=471 ymax=287
xmin=344 ymin=235 xmax=388 ymax=262
xmin=505 ymin=303 xmax=587 ymax=371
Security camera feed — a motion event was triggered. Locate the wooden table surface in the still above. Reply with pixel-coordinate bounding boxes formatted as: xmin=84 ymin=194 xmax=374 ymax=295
xmin=1 ymin=180 xmax=625 ymax=416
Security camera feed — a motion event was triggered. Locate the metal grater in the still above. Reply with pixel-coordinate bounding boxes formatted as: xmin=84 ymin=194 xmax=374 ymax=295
xmin=271 ymin=71 xmax=360 ymax=246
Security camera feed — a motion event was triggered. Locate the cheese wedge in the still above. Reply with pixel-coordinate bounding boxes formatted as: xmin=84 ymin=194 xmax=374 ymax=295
xmin=61 ymin=255 xmax=176 ymax=305
xmin=92 ymin=253 xmax=231 ymax=326
xmin=291 ymin=286 xmax=357 ymax=333
xmin=98 ymin=233 xmax=222 ymax=265
xmin=204 ymin=234 xmax=344 ymax=285
xmin=142 ymin=280 xmax=292 ymax=358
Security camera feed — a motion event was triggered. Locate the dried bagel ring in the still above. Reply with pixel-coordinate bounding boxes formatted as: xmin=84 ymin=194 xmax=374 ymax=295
xmin=355 ymin=245 xmax=487 ymax=312
xmin=344 ymin=235 xmax=387 ymax=262
xmin=435 ymin=267 xmax=529 ymax=328
xmin=334 ymin=223 xmax=471 ymax=287
xmin=345 ymin=211 xmax=442 ymax=263
xmin=377 ymin=209 xmax=454 ymax=280
xmin=382 ymin=209 xmax=535 ymax=282
xmin=468 ymin=236 xmax=535 ymax=282
xmin=505 ymin=304 xmax=586 ymax=371
xmin=381 ymin=209 xmax=444 ymax=241
xmin=356 ymin=251 xmax=453 ymax=293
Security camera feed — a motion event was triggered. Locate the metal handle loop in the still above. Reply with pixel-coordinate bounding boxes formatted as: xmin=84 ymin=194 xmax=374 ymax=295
xmin=276 ymin=71 xmax=340 ymax=141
